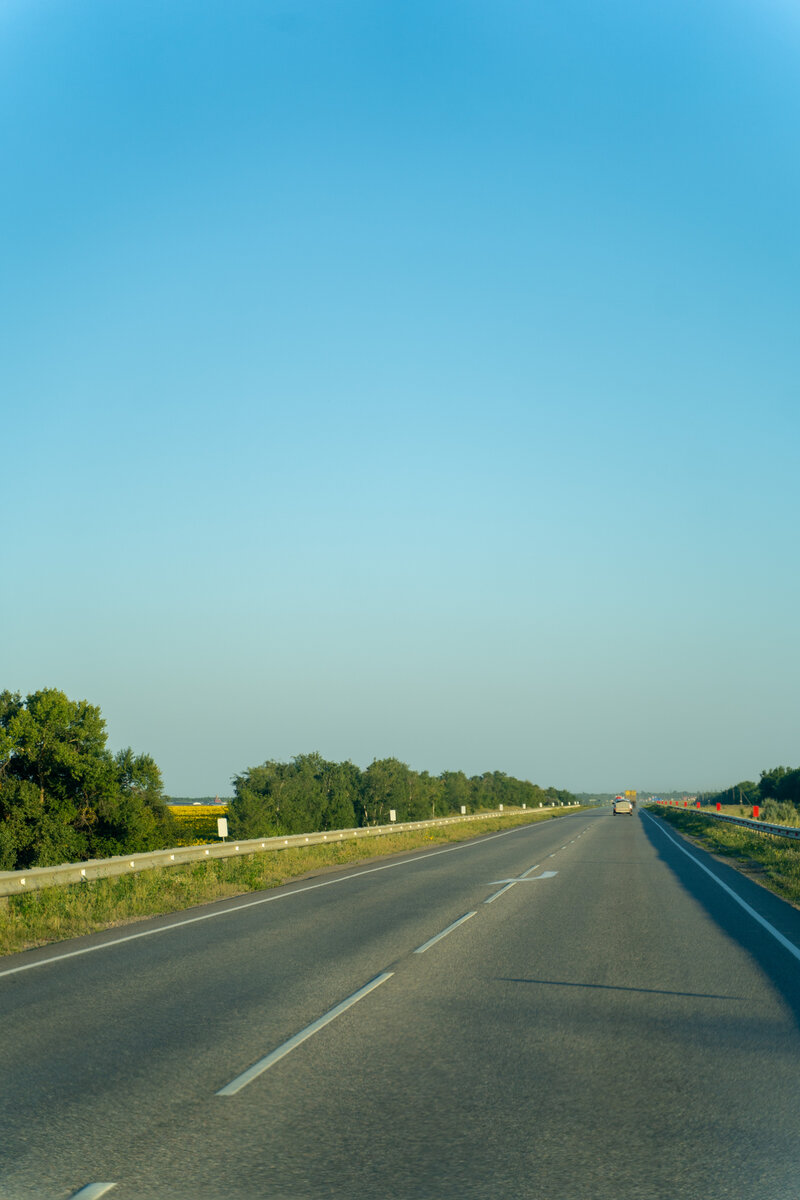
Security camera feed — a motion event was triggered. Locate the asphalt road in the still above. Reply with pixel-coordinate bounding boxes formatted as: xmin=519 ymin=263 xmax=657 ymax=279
xmin=2 ymin=807 xmax=799 ymax=1200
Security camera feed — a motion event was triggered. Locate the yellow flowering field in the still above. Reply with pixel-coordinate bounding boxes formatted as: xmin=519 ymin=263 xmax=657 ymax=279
xmin=168 ymin=804 xmax=229 ymax=846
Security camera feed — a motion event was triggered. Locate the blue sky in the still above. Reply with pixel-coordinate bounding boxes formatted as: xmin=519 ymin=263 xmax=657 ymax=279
xmin=3 ymin=0 xmax=799 ymax=796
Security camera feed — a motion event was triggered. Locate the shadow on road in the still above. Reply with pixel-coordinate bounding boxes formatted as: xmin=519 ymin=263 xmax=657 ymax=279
xmin=496 ymin=977 xmax=742 ymax=1000
xmin=638 ymin=809 xmax=800 ymax=1031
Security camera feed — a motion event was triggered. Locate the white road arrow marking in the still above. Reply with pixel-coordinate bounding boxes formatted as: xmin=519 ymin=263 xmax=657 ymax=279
xmin=488 ymin=871 xmax=558 ymax=884
xmin=484 ymin=870 xmax=557 ymax=903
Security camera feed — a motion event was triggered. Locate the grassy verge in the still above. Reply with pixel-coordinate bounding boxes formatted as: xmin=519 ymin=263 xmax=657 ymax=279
xmin=0 ymin=808 xmax=583 ymax=957
xmin=647 ymin=806 xmax=800 ymax=908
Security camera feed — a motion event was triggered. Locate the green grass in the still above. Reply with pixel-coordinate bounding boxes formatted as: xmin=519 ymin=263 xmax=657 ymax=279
xmin=0 ymin=807 xmax=582 ymax=957
xmin=647 ymin=806 xmax=800 ymax=908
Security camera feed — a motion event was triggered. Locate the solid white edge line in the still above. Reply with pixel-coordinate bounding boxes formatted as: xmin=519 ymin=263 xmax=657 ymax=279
xmin=69 ymin=1185 xmax=117 ymax=1199
xmin=217 ymin=972 xmax=394 ymax=1096
xmin=643 ymin=811 xmax=800 ymax=964
xmin=0 ymin=824 xmax=548 ymax=980
xmin=413 ymin=911 xmax=477 ymax=954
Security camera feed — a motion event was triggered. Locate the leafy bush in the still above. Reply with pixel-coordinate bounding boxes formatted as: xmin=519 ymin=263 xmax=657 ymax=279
xmin=757 ymin=799 xmax=800 ymax=827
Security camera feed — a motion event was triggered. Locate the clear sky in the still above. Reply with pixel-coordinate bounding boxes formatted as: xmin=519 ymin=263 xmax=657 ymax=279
xmin=3 ymin=0 xmax=799 ymax=797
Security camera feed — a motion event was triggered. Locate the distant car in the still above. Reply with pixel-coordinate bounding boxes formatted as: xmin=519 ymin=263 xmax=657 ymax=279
xmin=613 ymin=798 xmax=633 ymax=815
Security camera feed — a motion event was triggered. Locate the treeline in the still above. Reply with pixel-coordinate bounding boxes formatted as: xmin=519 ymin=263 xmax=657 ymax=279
xmin=0 ymin=687 xmax=576 ymax=870
xmin=703 ymin=765 xmax=800 ymax=823
xmin=228 ymin=752 xmax=575 ymax=839
xmin=0 ymin=688 xmax=178 ymax=870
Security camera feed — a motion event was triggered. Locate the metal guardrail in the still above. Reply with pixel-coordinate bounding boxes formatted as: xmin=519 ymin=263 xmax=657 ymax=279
xmin=652 ymin=803 xmax=800 ymax=842
xmin=0 ymin=804 xmax=578 ymax=897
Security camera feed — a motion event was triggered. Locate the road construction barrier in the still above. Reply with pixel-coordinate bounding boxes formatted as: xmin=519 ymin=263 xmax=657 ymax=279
xmin=651 ymin=801 xmax=800 ymax=842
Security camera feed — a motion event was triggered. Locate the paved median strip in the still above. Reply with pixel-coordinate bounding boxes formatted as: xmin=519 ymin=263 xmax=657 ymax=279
xmin=217 ymin=972 xmax=395 ymax=1096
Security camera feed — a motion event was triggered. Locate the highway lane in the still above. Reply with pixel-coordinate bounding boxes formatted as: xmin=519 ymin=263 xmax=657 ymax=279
xmin=2 ymin=807 xmax=799 ymax=1199
xmin=0 ymin=809 xmax=592 ymax=1197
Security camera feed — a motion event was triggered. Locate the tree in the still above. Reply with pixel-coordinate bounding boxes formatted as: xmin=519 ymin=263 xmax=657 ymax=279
xmin=775 ymin=769 xmax=800 ymax=805
xmin=0 ymin=778 xmax=87 ymax=870
xmin=408 ymin=771 xmax=442 ymax=820
xmin=90 ymin=748 xmax=177 ymax=857
xmin=359 ymin=758 xmax=411 ymax=825
xmin=5 ymin=688 xmax=108 ymax=806
xmin=319 ymin=758 xmax=359 ymax=829
xmin=0 ymin=688 xmax=174 ymax=868
xmin=228 ymin=754 xmax=360 ymax=838
xmin=440 ymin=770 xmax=471 ymax=815
xmin=228 ymin=760 xmax=286 ymax=838
xmin=760 ymin=766 xmax=800 ymax=803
